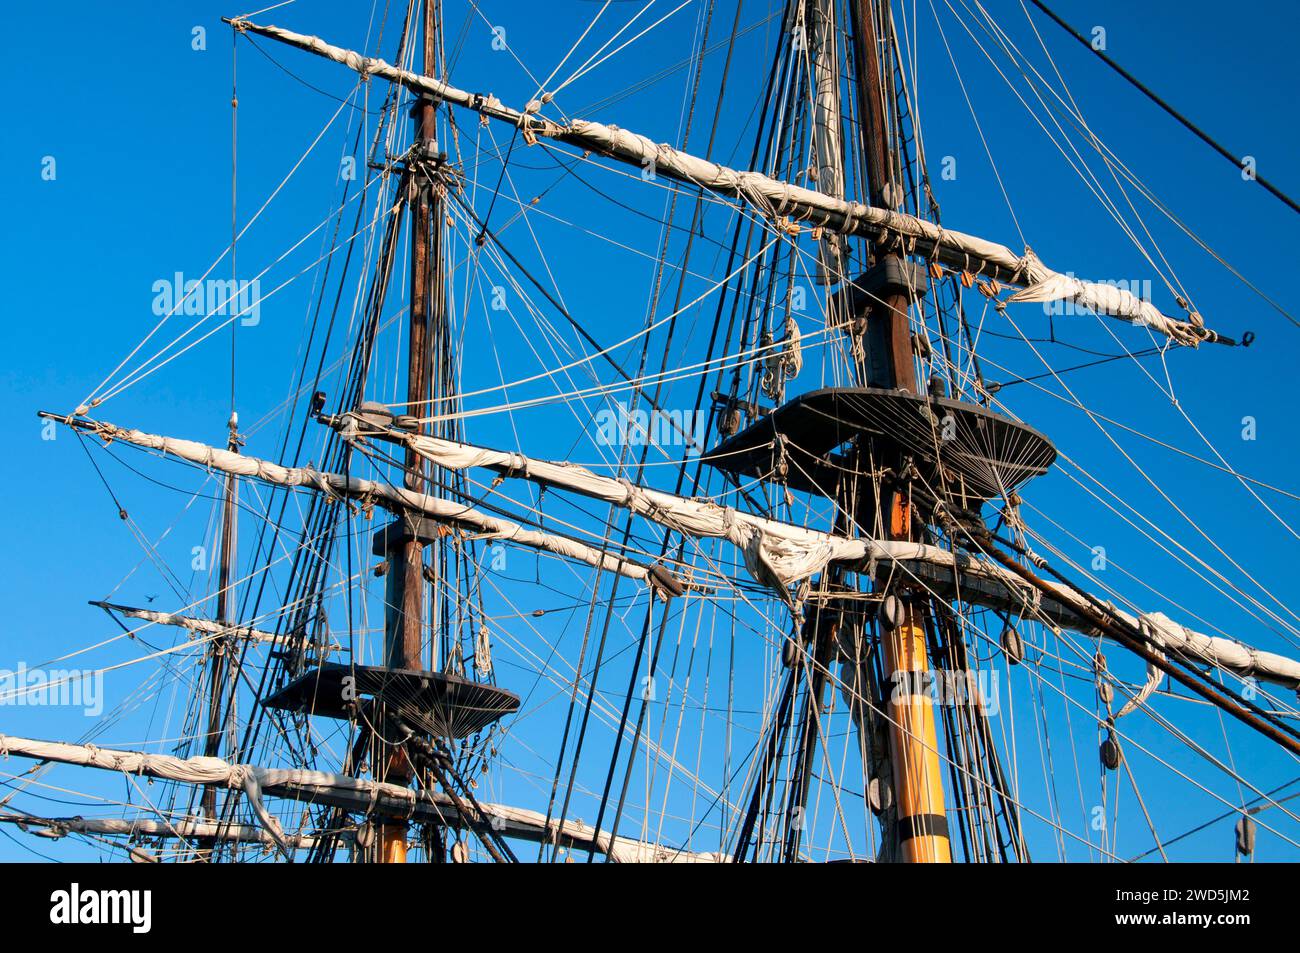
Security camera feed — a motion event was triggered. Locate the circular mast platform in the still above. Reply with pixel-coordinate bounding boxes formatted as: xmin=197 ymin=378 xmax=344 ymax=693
xmin=705 ymin=387 xmax=1057 ymax=518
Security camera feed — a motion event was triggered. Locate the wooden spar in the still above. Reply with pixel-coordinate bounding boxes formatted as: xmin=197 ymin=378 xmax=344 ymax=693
xmin=201 ymin=412 xmax=240 ymax=834
xmin=0 ymin=734 xmax=727 ymax=862
xmin=0 ymin=813 xmax=320 ymax=850
xmin=398 ymin=0 xmax=438 ymax=676
xmin=882 ymin=500 xmax=952 ymax=862
xmin=849 ymin=1 xmax=914 ymax=392
xmin=39 ymin=412 xmax=679 ymax=593
xmin=375 ymin=0 xmax=441 ymax=865
xmin=851 ymin=0 xmax=950 ymax=863
xmin=330 ymin=419 xmax=1300 ymax=692
xmin=223 ymin=17 xmax=1228 ymax=347
xmin=88 ymin=601 xmax=341 ymax=654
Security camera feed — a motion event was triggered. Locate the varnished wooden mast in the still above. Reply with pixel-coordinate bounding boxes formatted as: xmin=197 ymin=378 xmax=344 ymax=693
xmin=377 ymin=0 xmax=441 ymax=864
xmin=850 ymin=0 xmax=951 ymax=863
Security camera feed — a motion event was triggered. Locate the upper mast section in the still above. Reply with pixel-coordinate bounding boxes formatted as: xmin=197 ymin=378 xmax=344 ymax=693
xmin=375 ymin=0 xmax=440 ymax=864
xmin=846 ymin=0 xmax=915 ymax=392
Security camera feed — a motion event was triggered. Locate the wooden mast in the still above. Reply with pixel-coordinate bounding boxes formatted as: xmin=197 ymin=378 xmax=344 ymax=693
xmin=850 ymin=0 xmax=951 ymax=863
xmin=201 ymin=412 xmax=240 ymax=839
xmin=376 ymin=0 xmax=441 ymax=864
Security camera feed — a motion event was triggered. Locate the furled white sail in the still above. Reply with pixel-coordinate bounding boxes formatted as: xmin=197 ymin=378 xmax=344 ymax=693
xmin=228 ymin=18 xmax=1218 ymax=346
xmin=808 ymin=0 xmax=848 ymax=284
xmin=335 ymin=416 xmax=1300 ymax=692
xmin=0 ymin=813 xmax=319 ymax=849
xmin=0 ymin=734 xmax=725 ymax=863
xmin=49 ymin=415 xmax=679 ymax=597
xmin=89 ymin=600 xmax=313 ymax=650
xmin=331 ymin=410 xmax=903 ymax=600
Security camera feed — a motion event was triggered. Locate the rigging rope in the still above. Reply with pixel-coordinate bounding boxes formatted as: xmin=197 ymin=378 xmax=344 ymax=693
xmin=1028 ymin=0 xmax=1300 ymax=216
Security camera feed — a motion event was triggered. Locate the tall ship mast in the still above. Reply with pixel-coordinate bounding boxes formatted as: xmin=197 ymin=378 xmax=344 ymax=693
xmin=4 ymin=0 xmax=1299 ymax=866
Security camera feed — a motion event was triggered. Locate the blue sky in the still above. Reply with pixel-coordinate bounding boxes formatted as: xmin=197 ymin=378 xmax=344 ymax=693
xmin=2 ymin=0 xmax=1298 ymax=862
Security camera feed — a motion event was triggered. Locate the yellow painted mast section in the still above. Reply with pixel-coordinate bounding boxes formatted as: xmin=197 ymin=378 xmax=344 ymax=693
xmin=881 ymin=572 xmax=952 ymax=858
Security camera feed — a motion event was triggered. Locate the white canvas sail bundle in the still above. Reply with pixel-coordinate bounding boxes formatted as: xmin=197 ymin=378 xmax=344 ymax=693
xmin=228 ymin=18 xmax=1217 ymax=347
xmin=55 ymin=416 xmax=671 ymax=592
xmin=337 ymin=416 xmax=1300 ymax=691
xmin=0 ymin=734 xmax=725 ymax=863
xmin=52 ymin=411 xmax=1300 ymax=694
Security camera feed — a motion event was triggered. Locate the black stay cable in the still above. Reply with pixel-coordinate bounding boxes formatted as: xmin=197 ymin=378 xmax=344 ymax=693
xmin=1028 ymin=0 xmax=1300 ymax=216
xmin=990 ymin=345 xmax=1163 ymax=389
xmin=1128 ymin=775 xmax=1300 ymax=862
